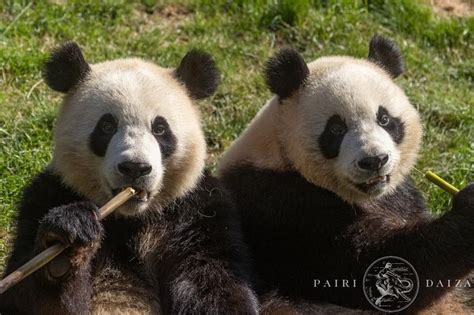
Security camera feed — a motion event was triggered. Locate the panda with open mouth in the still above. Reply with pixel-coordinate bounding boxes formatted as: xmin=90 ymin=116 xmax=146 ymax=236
xmin=0 ymin=43 xmax=258 ymax=314
xmin=218 ymin=35 xmax=474 ymax=313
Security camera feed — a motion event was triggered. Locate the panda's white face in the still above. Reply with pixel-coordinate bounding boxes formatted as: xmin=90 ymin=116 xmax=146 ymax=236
xmin=52 ymin=58 xmax=207 ymax=215
xmin=218 ymin=42 xmax=422 ymax=205
xmin=279 ymin=58 xmax=422 ymax=203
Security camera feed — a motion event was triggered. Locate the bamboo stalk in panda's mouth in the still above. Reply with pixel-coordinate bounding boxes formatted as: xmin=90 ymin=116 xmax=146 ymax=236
xmin=0 ymin=187 xmax=136 ymax=294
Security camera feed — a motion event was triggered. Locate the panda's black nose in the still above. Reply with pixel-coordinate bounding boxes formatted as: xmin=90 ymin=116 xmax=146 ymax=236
xmin=118 ymin=161 xmax=152 ymax=179
xmin=357 ymin=154 xmax=389 ymax=171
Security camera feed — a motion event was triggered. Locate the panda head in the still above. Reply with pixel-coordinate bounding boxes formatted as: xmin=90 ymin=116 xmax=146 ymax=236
xmin=224 ymin=35 xmax=421 ymax=204
xmin=45 ymin=42 xmax=219 ymax=215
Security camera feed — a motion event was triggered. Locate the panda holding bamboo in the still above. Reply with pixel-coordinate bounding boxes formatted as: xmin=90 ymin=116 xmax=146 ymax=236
xmin=218 ymin=35 xmax=474 ymax=313
xmin=0 ymin=43 xmax=258 ymax=314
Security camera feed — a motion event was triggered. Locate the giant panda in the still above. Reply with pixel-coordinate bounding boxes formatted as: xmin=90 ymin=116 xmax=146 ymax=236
xmin=218 ymin=35 xmax=474 ymax=313
xmin=0 ymin=43 xmax=258 ymax=314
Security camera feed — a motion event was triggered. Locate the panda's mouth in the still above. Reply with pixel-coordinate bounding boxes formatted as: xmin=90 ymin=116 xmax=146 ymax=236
xmin=112 ymin=188 xmax=149 ymax=202
xmin=355 ymin=175 xmax=390 ymax=192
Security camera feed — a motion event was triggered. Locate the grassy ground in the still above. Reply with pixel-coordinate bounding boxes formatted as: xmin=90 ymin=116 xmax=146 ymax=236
xmin=0 ymin=0 xmax=472 ymax=268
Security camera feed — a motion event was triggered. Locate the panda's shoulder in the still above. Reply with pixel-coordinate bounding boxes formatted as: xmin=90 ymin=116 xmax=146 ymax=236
xmin=21 ymin=168 xmax=84 ymax=212
xmin=170 ymin=173 xmax=238 ymax=223
xmin=190 ymin=172 xmax=236 ymax=212
xmin=196 ymin=172 xmax=229 ymax=194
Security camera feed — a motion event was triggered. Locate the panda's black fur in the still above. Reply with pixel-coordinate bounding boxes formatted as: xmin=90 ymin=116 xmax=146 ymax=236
xmin=368 ymin=34 xmax=404 ymax=78
xmin=219 ymin=35 xmax=474 ymax=313
xmin=1 ymin=170 xmax=257 ymax=314
xmin=0 ymin=43 xmax=257 ymax=314
xmin=221 ymin=165 xmax=474 ymax=312
xmin=43 ymin=41 xmax=91 ymax=93
xmin=175 ymin=50 xmax=221 ymax=99
xmin=265 ymin=48 xmax=309 ymax=100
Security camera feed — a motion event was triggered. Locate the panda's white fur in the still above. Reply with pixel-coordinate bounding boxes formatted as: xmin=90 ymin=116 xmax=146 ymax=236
xmin=52 ymin=58 xmax=206 ymax=215
xmin=219 ymin=56 xmax=422 ymax=204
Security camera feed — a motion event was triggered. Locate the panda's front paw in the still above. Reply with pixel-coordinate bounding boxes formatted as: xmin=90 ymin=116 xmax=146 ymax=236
xmin=36 ymin=201 xmax=103 ymax=279
xmin=452 ymin=183 xmax=474 ymax=215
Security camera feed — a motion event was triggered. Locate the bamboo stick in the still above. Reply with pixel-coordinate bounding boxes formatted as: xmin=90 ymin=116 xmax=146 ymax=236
xmin=413 ymin=167 xmax=459 ymax=195
xmin=0 ymin=187 xmax=136 ymax=294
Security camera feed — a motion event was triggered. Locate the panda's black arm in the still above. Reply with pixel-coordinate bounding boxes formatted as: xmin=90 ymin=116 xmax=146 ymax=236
xmin=351 ymin=183 xmax=474 ymax=311
xmin=155 ymin=178 xmax=258 ymax=314
xmin=0 ymin=169 xmax=88 ymax=314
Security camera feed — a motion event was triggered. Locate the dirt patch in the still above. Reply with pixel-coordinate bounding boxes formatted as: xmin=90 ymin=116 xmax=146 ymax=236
xmin=133 ymin=4 xmax=192 ymax=30
xmin=159 ymin=4 xmax=190 ymax=19
xmin=430 ymin=0 xmax=473 ymax=17
xmin=130 ymin=3 xmax=193 ymax=45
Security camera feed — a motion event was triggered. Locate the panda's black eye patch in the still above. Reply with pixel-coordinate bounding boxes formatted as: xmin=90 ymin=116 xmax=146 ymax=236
xmin=319 ymin=115 xmax=347 ymax=159
xmin=377 ymin=106 xmax=405 ymax=144
xmin=89 ymin=113 xmax=117 ymax=157
xmin=152 ymin=116 xmax=176 ymax=159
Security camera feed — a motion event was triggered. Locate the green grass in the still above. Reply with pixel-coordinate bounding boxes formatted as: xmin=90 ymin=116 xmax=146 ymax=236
xmin=0 ymin=0 xmax=472 ymax=268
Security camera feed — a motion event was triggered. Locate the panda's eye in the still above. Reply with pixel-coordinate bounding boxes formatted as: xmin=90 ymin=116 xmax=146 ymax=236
xmin=101 ymin=120 xmax=116 ymax=134
xmin=330 ymin=124 xmax=346 ymax=135
xmin=153 ymin=124 xmax=166 ymax=136
xmin=378 ymin=114 xmax=390 ymax=126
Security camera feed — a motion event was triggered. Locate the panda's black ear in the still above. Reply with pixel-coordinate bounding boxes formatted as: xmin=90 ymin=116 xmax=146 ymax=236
xmin=43 ymin=42 xmax=91 ymax=93
xmin=368 ymin=35 xmax=404 ymax=78
xmin=175 ymin=50 xmax=220 ymax=99
xmin=265 ymin=48 xmax=309 ymax=100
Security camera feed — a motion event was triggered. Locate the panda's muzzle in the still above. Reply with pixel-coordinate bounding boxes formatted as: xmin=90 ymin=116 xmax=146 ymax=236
xmin=117 ymin=161 xmax=152 ymax=179
xmin=112 ymin=161 xmax=153 ymax=202
xmin=356 ymin=154 xmax=389 ymax=172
